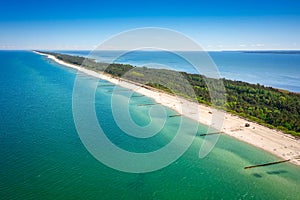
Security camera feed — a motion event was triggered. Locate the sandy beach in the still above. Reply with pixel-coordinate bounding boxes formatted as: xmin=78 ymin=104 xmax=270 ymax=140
xmin=34 ymin=51 xmax=300 ymax=166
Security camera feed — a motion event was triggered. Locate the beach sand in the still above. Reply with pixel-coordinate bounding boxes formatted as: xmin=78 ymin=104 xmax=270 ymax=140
xmin=34 ymin=51 xmax=300 ymax=166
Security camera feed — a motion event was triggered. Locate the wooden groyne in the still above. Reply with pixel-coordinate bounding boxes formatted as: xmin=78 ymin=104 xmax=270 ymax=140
xmin=244 ymin=159 xmax=291 ymax=169
xmin=137 ymin=103 xmax=158 ymax=106
xmin=198 ymin=132 xmax=223 ymax=136
xmin=106 ymin=89 xmax=131 ymax=92
xmin=131 ymin=95 xmax=145 ymax=98
xmin=168 ymin=114 xmax=182 ymax=118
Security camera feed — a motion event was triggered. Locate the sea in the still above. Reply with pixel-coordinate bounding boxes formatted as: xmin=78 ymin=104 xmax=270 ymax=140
xmin=0 ymin=50 xmax=300 ymax=199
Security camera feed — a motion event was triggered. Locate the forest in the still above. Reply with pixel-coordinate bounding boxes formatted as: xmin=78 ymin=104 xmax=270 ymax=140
xmin=39 ymin=51 xmax=300 ymax=137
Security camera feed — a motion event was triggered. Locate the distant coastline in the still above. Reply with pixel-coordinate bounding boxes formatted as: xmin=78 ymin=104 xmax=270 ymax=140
xmin=34 ymin=50 xmax=300 ymax=166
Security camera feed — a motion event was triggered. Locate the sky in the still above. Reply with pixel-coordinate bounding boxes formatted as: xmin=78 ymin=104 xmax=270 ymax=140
xmin=0 ymin=0 xmax=300 ymax=50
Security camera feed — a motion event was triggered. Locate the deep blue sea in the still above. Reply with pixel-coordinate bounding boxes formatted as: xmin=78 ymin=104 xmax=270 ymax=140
xmin=0 ymin=51 xmax=300 ymax=199
xmin=58 ymin=50 xmax=300 ymax=92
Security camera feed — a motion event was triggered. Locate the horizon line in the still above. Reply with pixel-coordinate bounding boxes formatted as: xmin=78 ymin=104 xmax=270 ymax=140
xmin=1 ymin=49 xmax=300 ymax=52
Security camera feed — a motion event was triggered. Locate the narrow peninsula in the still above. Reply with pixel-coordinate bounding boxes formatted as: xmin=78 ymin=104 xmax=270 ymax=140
xmin=34 ymin=50 xmax=300 ymax=166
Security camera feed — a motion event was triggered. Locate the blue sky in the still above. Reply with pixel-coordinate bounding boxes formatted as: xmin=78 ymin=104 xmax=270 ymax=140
xmin=1 ymin=0 xmax=300 ymax=50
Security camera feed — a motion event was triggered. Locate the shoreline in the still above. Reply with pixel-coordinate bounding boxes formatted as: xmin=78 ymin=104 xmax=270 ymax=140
xmin=34 ymin=51 xmax=300 ymax=166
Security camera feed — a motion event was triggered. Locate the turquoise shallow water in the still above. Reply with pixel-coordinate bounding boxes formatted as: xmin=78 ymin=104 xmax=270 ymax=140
xmin=0 ymin=51 xmax=300 ymax=199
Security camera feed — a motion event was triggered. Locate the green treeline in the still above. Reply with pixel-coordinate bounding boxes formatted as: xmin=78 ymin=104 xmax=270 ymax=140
xmin=39 ymin=51 xmax=300 ymax=137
